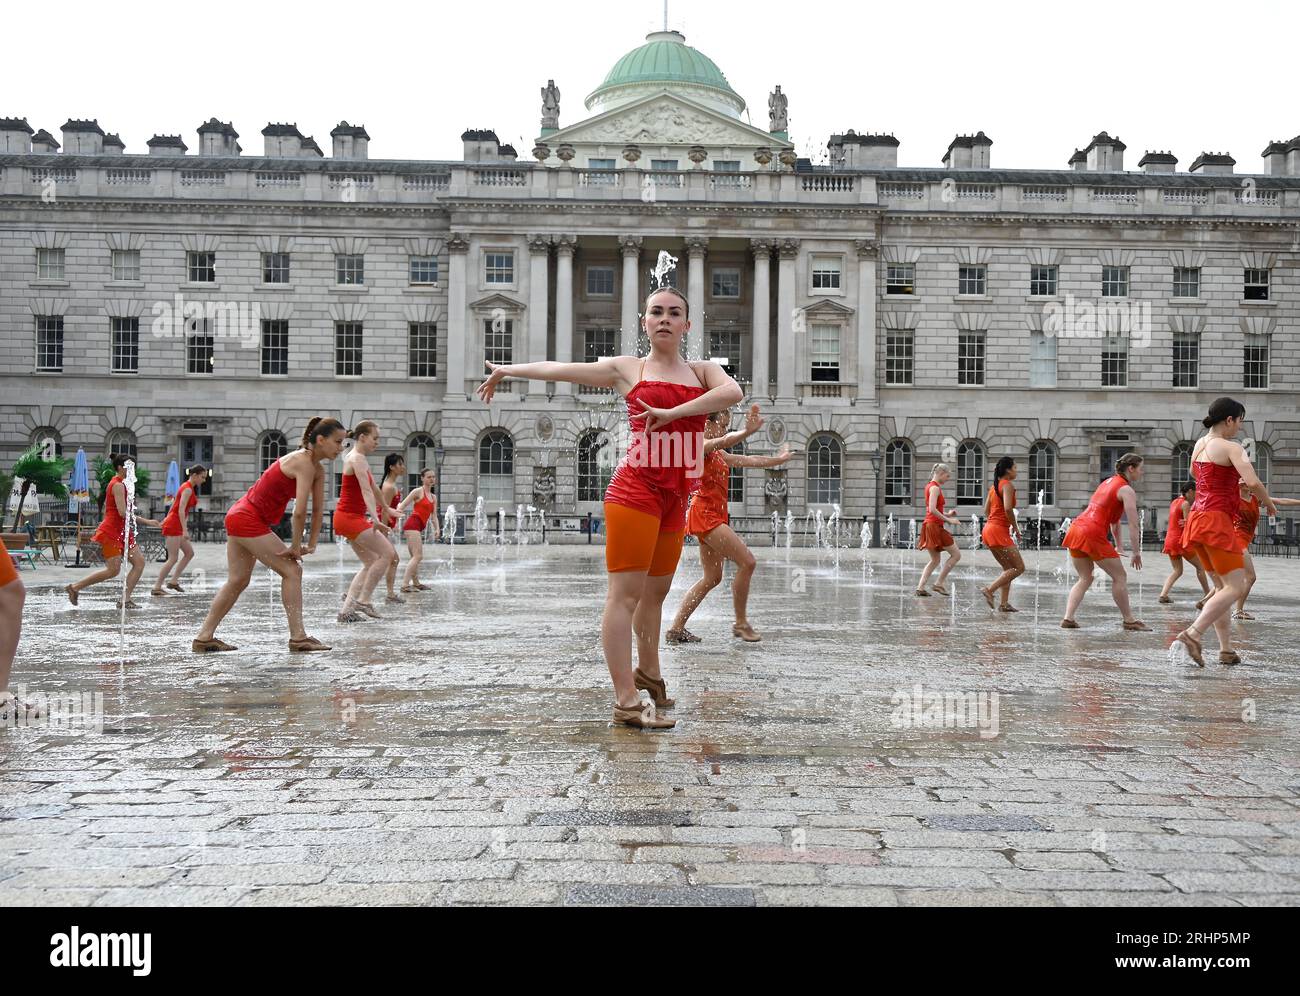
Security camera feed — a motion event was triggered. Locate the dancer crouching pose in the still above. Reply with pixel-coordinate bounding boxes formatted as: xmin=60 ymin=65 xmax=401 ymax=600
xmin=1060 ymin=453 xmax=1149 ymax=630
xmin=152 ymin=463 xmax=208 ymax=596
xmin=979 ymin=457 xmax=1024 ymax=611
xmin=65 ymin=453 xmax=161 ymax=608
xmin=1157 ymin=480 xmax=1209 ymax=604
xmin=396 ymin=468 xmax=440 ymax=591
xmin=916 ymin=463 xmax=962 ymax=597
xmin=666 ymin=404 xmax=792 ymax=643
xmin=192 ymin=416 xmax=343 ymax=653
xmin=335 ymin=421 xmax=397 ymax=622
xmin=478 ymin=287 xmax=742 ymax=729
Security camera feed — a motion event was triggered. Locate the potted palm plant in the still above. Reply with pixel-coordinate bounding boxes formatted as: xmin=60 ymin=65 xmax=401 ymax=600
xmin=9 ymin=444 xmax=70 ymax=531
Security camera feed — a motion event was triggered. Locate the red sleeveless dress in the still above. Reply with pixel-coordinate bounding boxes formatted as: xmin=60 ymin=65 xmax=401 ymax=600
xmin=1163 ymin=496 xmax=1188 ymax=556
xmin=333 ymin=465 xmax=376 ymax=541
xmin=981 ymin=481 xmax=1014 ymax=548
xmin=226 ymin=461 xmax=298 ymax=538
xmin=1062 ymin=474 xmax=1128 ymax=560
xmin=1234 ymin=494 xmax=1260 ymax=550
xmin=404 ymin=491 xmax=436 ymax=533
xmin=1183 ymin=461 xmax=1245 ymax=555
xmin=685 ymin=450 xmax=729 ymax=537
xmin=93 ymin=474 xmax=134 ymax=556
xmin=162 ymin=480 xmax=197 ymax=537
xmin=919 ymin=481 xmax=953 ymax=550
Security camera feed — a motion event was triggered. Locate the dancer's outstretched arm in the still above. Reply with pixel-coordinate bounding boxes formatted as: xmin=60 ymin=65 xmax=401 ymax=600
xmin=705 ymin=404 xmax=763 ymax=454
xmin=721 ymin=444 xmax=791 ymax=469
xmin=1228 ymin=442 xmax=1279 ymax=516
xmin=477 ymin=356 xmax=636 ymax=401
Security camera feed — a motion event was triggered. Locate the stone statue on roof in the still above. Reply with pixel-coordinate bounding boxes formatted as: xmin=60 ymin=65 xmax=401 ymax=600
xmin=768 ymin=86 xmax=788 ymax=132
xmin=541 ymin=80 xmax=561 ymax=130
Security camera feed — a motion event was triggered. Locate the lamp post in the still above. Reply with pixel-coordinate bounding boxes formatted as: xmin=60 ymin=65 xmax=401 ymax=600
xmin=868 ymin=449 xmax=882 ymax=548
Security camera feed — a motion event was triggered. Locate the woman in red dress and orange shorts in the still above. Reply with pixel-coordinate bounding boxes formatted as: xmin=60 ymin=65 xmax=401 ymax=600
xmin=65 ymin=452 xmax=161 ymax=609
xmin=665 ymin=404 xmax=792 ymax=643
xmin=1157 ymin=480 xmax=1210 ymax=604
xmin=916 ymin=463 xmax=963 ymax=597
xmin=192 ymin=416 xmax=344 ymax=653
xmin=979 ymin=457 xmax=1024 ymax=612
xmin=394 ymin=467 xmax=440 ymax=592
xmin=478 ymin=287 xmax=742 ymax=729
xmin=1060 ymin=453 xmax=1149 ymax=631
xmin=152 ymin=463 xmax=209 ymax=597
xmin=334 ymin=421 xmax=397 ymax=623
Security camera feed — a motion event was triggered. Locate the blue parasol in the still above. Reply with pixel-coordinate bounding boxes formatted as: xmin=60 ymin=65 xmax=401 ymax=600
xmin=163 ymin=460 xmax=181 ymax=507
xmin=67 ymin=447 xmax=90 ymax=512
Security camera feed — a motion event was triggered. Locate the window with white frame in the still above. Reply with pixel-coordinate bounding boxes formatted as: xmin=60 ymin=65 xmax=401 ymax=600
xmin=111 ymin=317 xmax=139 ymax=373
xmin=261 ymin=320 xmax=289 ymax=375
xmin=410 ymin=256 xmax=438 ymax=284
xmin=958 ymin=265 xmax=986 ymax=296
xmin=35 ymin=316 xmax=63 ymax=371
xmin=885 ymin=439 xmax=912 ymax=506
xmin=586 ymin=266 xmax=614 ymax=296
xmin=709 ymin=328 xmax=742 ymax=378
xmin=478 ymin=430 xmax=514 ymax=505
xmin=1172 ymin=331 xmax=1199 ymax=388
xmin=1029 ymin=330 xmax=1057 ymax=387
xmin=260 ymin=430 xmax=288 ymax=472
xmin=335 ymin=254 xmax=364 ymax=285
xmin=956 ymin=442 xmax=985 ymax=505
xmin=1101 ymin=265 xmax=1129 ymax=297
xmin=957 ymin=331 xmax=985 ymax=385
xmin=577 ymin=430 xmax=613 ymax=502
xmin=1028 ymin=441 xmax=1057 ymax=506
xmin=187 ymin=251 xmax=215 ymax=283
xmin=111 ymin=249 xmax=140 ymax=282
xmin=728 ymin=439 xmax=746 ymax=505
xmin=885 ymin=330 xmax=914 ymax=385
xmin=106 ymin=428 xmax=138 ymax=462
xmin=1029 ymin=265 xmax=1058 ymax=296
xmin=1254 ymin=443 xmax=1272 ymax=489
xmin=1101 ymin=334 xmax=1128 ymax=386
xmin=1171 ymin=442 xmax=1193 ymax=498
xmin=650 ymin=159 xmax=678 ymax=171
xmin=408 ymin=323 xmax=437 ymax=378
xmin=485 ymin=251 xmax=514 ymax=285
xmin=711 ymin=267 xmax=740 ymax=298
xmin=584 ymin=328 xmax=617 ymax=362
xmin=406 ymin=433 xmax=437 ymax=492
xmin=262 ymin=252 xmax=290 ymax=284
xmin=713 ymin=160 xmax=742 ymax=187
xmin=186 ymin=319 xmax=214 ymax=374
xmin=811 ymin=256 xmax=842 ymax=291
xmin=810 ymin=324 xmax=840 ymax=381
xmin=1244 ymin=268 xmax=1270 ymax=301
xmin=886 ymin=264 xmax=915 ymax=295
xmin=36 ymin=248 xmax=65 ymax=280
xmin=1172 ymin=266 xmax=1200 ymax=298
xmin=1243 ymin=334 xmax=1269 ymax=388
xmin=807 ymin=434 xmax=842 ymax=505
xmin=31 ymin=427 xmax=63 ymax=458
xmin=335 ymin=321 xmax=363 ymax=376
xmin=484 ymin=317 xmax=513 ymax=366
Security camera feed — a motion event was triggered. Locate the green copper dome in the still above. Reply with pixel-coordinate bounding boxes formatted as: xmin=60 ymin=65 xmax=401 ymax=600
xmin=585 ymin=31 xmax=745 ymax=116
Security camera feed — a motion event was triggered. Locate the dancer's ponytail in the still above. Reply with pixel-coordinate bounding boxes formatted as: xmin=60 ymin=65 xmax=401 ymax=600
xmin=302 ymin=416 xmax=344 ymax=450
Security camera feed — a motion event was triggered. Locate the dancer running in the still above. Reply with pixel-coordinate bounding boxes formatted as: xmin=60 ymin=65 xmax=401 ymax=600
xmin=65 ymin=453 xmax=161 ymax=608
xmin=1171 ymin=400 xmax=1277 ymax=665
xmin=334 ymin=421 xmax=396 ymax=622
xmin=1157 ymin=481 xmax=1210 ymax=604
xmin=152 ymin=464 xmax=208 ymax=596
xmin=378 ymin=453 xmax=406 ymax=604
xmin=396 ymin=468 xmax=440 ymax=592
xmin=979 ymin=457 xmax=1024 ymax=611
xmin=477 ymin=286 xmax=742 ymax=729
xmin=916 ymin=463 xmax=963 ymax=597
xmin=665 ymin=405 xmax=792 ymax=643
xmin=192 ymin=416 xmax=343 ymax=653
xmin=1060 ymin=453 xmax=1149 ymax=630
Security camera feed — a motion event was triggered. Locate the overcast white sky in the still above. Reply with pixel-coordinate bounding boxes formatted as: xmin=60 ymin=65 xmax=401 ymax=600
xmin=5 ymin=0 xmax=1297 ymax=172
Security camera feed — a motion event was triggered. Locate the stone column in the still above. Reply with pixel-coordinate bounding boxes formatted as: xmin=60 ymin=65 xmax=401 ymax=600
xmin=776 ymin=238 xmax=799 ymax=399
xmin=619 ymin=235 xmax=642 ymax=356
xmin=444 ymin=232 xmax=469 ymax=400
xmin=855 ymin=239 xmax=879 ymax=402
xmin=526 ymin=235 xmax=551 ymax=399
xmin=750 ymin=239 xmax=772 ymax=396
xmin=686 ymin=236 xmax=707 ymax=360
xmin=554 ymin=234 xmax=575 ymax=395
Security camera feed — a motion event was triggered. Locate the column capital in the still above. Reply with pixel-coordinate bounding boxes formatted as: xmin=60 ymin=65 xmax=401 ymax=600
xmin=684 ymin=235 xmax=709 ymax=257
xmin=554 ymin=233 xmax=577 ymax=255
xmin=855 ymin=238 xmax=879 ymax=260
xmin=750 ymin=238 xmax=773 ymax=258
xmin=527 ymin=234 xmax=551 ymax=255
xmin=447 ymin=232 xmax=470 ymax=254
xmin=778 ymin=238 xmax=800 ymax=260
xmin=619 ymin=234 xmax=643 ymax=256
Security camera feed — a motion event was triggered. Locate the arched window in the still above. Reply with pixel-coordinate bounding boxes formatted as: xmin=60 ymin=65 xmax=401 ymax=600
xmin=807 ymin=433 xmax=842 ymax=505
xmin=1254 ymin=442 xmax=1271 ymax=490
xmin=478 ymin=430 xmax=514 ymax=507
xmin=1028 ymin=441 xmax=1057 ymax=506
xmin=1171 ymin=441 xmax=1194 ymax=499
xmin=956 ymin=440 xmax=985 ymax=505
xmin=259 ymin=430 xmax=288 ymax=472
xmin=29 ymin=426 xmax=63 ymax=459
xmin=406 ymin=433 xmax=437 ymax=492
xmin=884 ymin=439 xmax=912 ymax=506
xmin=106 ymin=428 xmax=138 ymax=462
xmin=576 ymin=430 xmax=613 ymax=503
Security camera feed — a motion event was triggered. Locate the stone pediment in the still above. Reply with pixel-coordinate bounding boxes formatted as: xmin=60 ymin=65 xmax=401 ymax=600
xmin=468 ymin=292 xmax=524 ymax=313
xmin=542 ymin=90 xmax=784 ymax=150
xmin=803 ymin=299 xmax=856 ymax=318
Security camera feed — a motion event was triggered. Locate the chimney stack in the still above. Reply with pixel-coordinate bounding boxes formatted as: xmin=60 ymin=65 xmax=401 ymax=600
xmin=943 ymin=131 xmax=992 ymax=169
xmin=197 ymin=118 xmax=240 ymax=156
xmin=1084 ymin=132 xmax=1125 ymax=172
xmin=330 ymin=121 xmax=370 ymax=160
xmin=1188 ymin=151 xmax=1235 ymax=176
xmin=61 ymin=118 xmax=105 ymax=155
xmin=0 ymin=117 xmax=34 ymax=154
xmin=1138 ymin=150 xmax=1177 ymax=174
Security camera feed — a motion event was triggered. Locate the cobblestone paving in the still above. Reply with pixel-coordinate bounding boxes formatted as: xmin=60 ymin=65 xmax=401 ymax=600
xmin=2 ymin=543 xmax=1297 ymax=906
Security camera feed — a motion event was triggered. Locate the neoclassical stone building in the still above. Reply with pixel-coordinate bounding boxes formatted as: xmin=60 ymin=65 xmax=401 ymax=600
xmin=2 ymin=28 xmax=1298 ymax=531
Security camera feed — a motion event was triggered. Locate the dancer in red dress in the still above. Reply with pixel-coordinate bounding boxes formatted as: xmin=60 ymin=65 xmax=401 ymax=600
xmin=979 ymin=457 xmax=1024 ymax=611
xmin=916 ymin=463 xmax=963 ymax=597
xmin=1157 ymin=480 xmax=1210 ymax=604
xmin=0 ymin=535 xmax=24 ymax=709
xmin=1060 ymin=453 xmax=1149 ymax=630
xmin=152 ymin=464 xmax=208 ymax=596
xmin=192 ymin=417 xmax=344 ymax=653
xmin=334 ymin=421 xmax=396 ymax=622
xmin=1171 ymin=399 xmax=1277 ymax=665
xmin=65 ymin=453 xmax=161 ymax=609
xmin=665 ymin=404 xmax=792 ymax=643
xmin=478 ymin=287 xmax=742 ymax=728
xmin=1199 ymin=480 xmax=1300 ymax=621
xmin=395 ymin=468 xmax=440 ymax=591
xmin=378 ymin=453 xmax=406 ymax=604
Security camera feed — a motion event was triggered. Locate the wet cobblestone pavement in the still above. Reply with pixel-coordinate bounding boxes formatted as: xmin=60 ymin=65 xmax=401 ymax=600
xmin=2 ymin=542 xmax=1298 ymax=906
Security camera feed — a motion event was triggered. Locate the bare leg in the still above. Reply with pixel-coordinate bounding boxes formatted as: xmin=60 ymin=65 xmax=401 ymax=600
xmin=988 ymin=547 xmax=1025 ymax=606
xmin=0 ymin=576 xmax=25 ymax=692
xmin=154 ymin=535 xmax=181 ymax=592
xmin=936 ymin=545 xmax=961 ymax=588
xmin=1235 ymin=553 xmax=1257 ymax=614
xmin=1159 ymin=555 xmax=1183 ymax=600
xmin=123 ymin=547 xmax=148 ymax=602
xmin=195 ymin=541 xmax=257 ymax=641
xmin=917 ymin=548 xmax=942 ymax=590
xmin=1095 ymin=557 xmax=1138 ymax=622
xmin=603 ymin=570 xmax=648 ymax=709
xmin=697 ymin=524 xmax=757 ymax=625
xmin=348 ymin=530 xmax=391 ymax=605
xmin=384 ymin=533 xmax=400 ymax=596
xmin=633 ymin=572 xmax=676 ymax=683
xmin=174 ymin=537 xmax=196 ymax=583
xmin=670 ymin=542 xmax=723 ymax=633
xmin=402 ymin=531 xmax=423 ymax=588
xmin=70 ymin=556 xmax=123 ymax=595
xmin=1063 ymin=555 xmax=1094 ymax=622
xmin=1192 ymin=568 xmax=1247 ymax=654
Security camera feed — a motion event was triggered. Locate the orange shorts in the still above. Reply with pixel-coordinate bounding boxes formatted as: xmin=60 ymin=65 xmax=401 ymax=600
xmin=1062 ymin=522 xmax=1118 ymax=561
xmin=1186 ymin=542 xmax=1245 ymax=576
xmin=333 ymin=510 xmax=374 ymax=541
xmin=604 ymin=502 xmax=684 ymax=576
xmin=0 ymin=537 xmax=17 ymax=587
xmin=99 ymin=540 xmax=126 ymax=559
